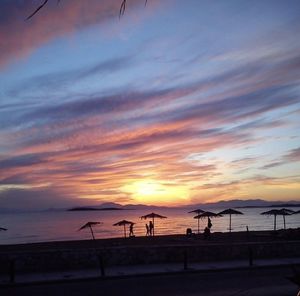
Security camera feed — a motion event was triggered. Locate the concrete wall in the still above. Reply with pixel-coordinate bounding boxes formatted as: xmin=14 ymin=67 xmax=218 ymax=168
xmin=0 ymin=241 xmax=299 ymax=273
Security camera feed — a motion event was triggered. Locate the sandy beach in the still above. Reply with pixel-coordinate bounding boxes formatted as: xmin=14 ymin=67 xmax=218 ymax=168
xmin=1 ymin=228 xmax=299 ymax=252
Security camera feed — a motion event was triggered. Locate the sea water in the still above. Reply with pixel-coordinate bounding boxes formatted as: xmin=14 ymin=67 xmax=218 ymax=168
xmin=0 ymin=207 xmax=299 ymax=245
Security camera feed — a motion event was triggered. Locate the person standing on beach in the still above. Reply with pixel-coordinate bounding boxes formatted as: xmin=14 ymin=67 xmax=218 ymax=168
xmin=129 ymin=223 xmax=134 ymax=237
xmin=208 ymin=218 xmax=212 ymax=229
xmin=149 ymin=221 xmax=154 ymax=236
xmin=145 ymin=224 xmax=150 ymax=236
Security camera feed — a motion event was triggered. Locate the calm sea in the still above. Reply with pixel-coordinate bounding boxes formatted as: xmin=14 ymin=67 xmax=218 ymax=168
xmin=0 ymin=208 xmax=299 ymax=245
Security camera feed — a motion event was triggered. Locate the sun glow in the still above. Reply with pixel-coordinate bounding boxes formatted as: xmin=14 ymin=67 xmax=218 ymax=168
xmin=135 ymin=180 xmax=163 ymax=196
xmin=122 ymin=179 xmax=190 ymax=205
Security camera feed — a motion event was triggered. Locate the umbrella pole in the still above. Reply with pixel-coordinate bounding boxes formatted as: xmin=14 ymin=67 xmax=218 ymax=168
xmin=274 ymin=214 xmax=277 ymax=231
xmin=197 ymin=218 xmax=200 ymax=234
xmin=283 ymin=215 xmax=286 ymax=230
xmin=89 ymin=225 xmax=95 ymax=240
xmin=229 ymin=214 xmax=232 ymax=232
xmin=123 ymin=225 xmax=126 ymax=238
xmin=152 ymin=217 xmax=155 ymax=236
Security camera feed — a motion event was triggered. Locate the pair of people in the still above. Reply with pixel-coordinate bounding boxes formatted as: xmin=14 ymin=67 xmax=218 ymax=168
xmin=145 ymin=221 xmax=154 ymax=236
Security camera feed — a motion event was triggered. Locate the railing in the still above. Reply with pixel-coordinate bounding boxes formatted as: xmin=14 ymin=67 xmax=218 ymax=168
xmin=1 ymin=240 xmax=300 ymax=283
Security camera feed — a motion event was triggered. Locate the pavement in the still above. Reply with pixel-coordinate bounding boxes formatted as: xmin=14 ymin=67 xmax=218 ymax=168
xmin=1 ymin=257 xmax=299 ymax=286
xmin=1 ymin=264 xmax=299 ymax=296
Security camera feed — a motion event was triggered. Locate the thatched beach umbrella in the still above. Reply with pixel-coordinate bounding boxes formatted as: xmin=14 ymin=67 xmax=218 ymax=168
xmin=141 ymin=212 xmax=167 ymax=236
xmin=280 ymin=209 xmax=294 ymax=229
xmin=188 ymin=209 xmax=205 ymax=234
xmin=194 ymin=211 xmax=222 ymax=231
xmin=261 ymin=209 xmax=292 ymax=231
xmin=78 ymin=222 xmax=102 ymax=240
xmin=261 ymin=209 xmax=279 ymax=231
xmin=218 ymin=208 xmax=243 ymax=232
xmin=113 ymin=220 xmax=134 ymax=238
xmin=281 ymin=208 xmax=295 ymax=214
xmin=293 ymin=210 xmax=300 ymax=214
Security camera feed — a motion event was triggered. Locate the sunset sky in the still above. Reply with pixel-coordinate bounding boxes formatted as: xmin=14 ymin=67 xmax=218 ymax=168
xmin=0 ymin=0 xmax=300 ymax=209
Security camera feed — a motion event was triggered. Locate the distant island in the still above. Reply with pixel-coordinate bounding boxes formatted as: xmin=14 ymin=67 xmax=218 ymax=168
xmin=67 ymin=207 xmax=124 ymax=211
xmin=66 ymin=199 xmax=300 ymax=212
xmin=237 ymin=203 xmax=300 ymax=209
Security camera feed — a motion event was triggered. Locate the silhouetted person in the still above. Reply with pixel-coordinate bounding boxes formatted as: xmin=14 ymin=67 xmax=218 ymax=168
xmin=129 ymin=223 xmax=134 ymax=237
xmin=208 ymin=218 xmax=212 ymax=229
xmin=145 ymin=224 xmax=150 ymax=236
xmin=186 ymin=228 xmax=192 ymax=237
xmin=204 ymin=226 xmax=211 ymax=239
xmin=149 ymin=221 xmax=154 ymax=236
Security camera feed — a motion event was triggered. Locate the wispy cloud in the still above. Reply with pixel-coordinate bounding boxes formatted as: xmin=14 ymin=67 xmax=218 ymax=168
xmin=285 ymin=147 xmax=300 ymax=161
xmin=0 ymin=0 xmax=158 ymax=68
xmin=0 ymin=0 xmax=300 ymax=207
xmin=260 ymin=146 xmax=300 ymax=170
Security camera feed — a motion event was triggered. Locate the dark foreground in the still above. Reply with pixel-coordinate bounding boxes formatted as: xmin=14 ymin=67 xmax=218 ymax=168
xmin=1 ymin=266 xmax=299 ymax=296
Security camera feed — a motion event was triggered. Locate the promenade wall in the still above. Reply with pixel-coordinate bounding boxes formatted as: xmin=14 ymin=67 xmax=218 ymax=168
xmin=0 ymin=240 xmax=299 ymax=273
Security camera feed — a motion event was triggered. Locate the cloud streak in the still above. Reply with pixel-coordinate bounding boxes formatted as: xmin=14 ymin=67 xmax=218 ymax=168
xmin=0 ymin=0 xmax=153 ymax=68
xmin=0 ymin=1 xmax=300 ymax=207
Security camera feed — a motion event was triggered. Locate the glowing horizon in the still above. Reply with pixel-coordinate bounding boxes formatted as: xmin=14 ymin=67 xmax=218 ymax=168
xmin=0 ymin=0 xmax=300 ymax=210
